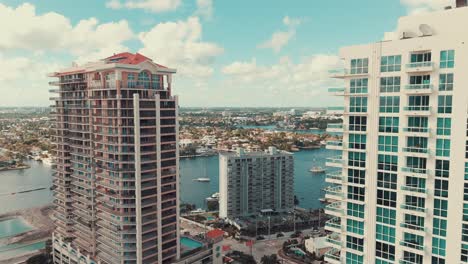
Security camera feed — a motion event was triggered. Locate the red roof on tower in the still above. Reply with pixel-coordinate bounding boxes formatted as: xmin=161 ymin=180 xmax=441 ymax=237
xmin=104 ymin=52 xmax=168 ymax=68
xmin=206 ymin=229 xmax=224 ymax=239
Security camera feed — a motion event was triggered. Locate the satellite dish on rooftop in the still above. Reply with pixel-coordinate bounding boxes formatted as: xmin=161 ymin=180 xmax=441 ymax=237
xmin=419 ymin=24 xmax=433 ymax=36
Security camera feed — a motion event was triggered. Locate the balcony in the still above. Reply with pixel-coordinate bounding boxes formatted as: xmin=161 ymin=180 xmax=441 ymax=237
xmin=399 ymin=240 xmax=424 ymax=251
xmin=400 ymin=204 xmax=426 ymax=214
xmin=402 ymin=147 xmax=430 ymax=157
xmin=330 ymin=69 xmax=368 ymax=79
xmin=324 ymin=248 xmax=341 ymax=264
xmin=404 ymin=84 xmax=433 ymax=94
xmin=326 ymin=141 xmax=343 ymax=151
xmin=326 ymin=233 xmax=342 ymax=248
xmin=401 ymin=185 xmax=428 ymax=195
xmin=401 ymin=167 xmax=429 ymax=178
xmin=327 ymin=106 xmax=344 ymax=115
xmin=326 ymin=156 xmax=344 ymax=168
xmin=326 ymin=172 xmax=344 ymax=184
xmin=400 ymin=222 xmax=425 ymax=232
xmin=325 ymin=202 xmax=343 ymax=218
xmin=325 ymin=217 xmax=342 ymax=233
xmin=403 ymin=106 xmax=431 ymax=116
xmin=326 ymin=123 xmax=344 ymax=133
xmin=399 ymin=259 xmax=421 ymax=264
xmin=324 ymin=186 xmax=344 ymax=202
xmin=328 ymin=87 xmax=345 ymax=96
xmin=405 ymin=61 xmax=434 ymax=73
xmin=403 ymin=127 xmax=430 ymax=136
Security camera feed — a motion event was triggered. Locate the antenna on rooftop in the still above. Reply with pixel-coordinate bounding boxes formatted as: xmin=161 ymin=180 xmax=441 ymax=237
xmin=419 ymin=24 xmax=433 ymax=37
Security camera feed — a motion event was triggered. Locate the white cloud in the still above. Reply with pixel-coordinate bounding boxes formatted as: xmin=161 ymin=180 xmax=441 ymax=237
xmin=0 ymin=3 xmax=134 ymax=57
xmin=138 ymin=17 xmax=224 ymax=78
xmin=400 ymin=0 xmax=452 ymax=14
xmin=195 ymin=0 xmax=213 ymax=19
xmin=219 ymin=54 xmax=343 ymax=106
xmin=258 ymin=16 xmax=301 ymax=53
xmin=105 ymin=0 xmax=181 ymax=13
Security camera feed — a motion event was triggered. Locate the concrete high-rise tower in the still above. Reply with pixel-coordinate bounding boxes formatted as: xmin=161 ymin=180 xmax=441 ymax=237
xmin=324 ymin=3 xmax=468 ymax=264
xmin=49 ymin=53 xmax=179 ymax=264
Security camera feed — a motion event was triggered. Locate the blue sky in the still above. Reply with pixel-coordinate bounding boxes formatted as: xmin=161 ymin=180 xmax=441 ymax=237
xmin=0 ymin=0 xmax=452 ymax=107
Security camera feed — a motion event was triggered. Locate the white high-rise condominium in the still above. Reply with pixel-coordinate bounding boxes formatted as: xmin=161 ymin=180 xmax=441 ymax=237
xmin=219 ymin=147 xmax=294 ymax=219
xmin=324 ymin=1 xmax=468 ymax=264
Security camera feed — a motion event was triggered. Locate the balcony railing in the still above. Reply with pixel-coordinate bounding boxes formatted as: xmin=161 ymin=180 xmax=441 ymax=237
xmin=324 ymin=186 xmax=343 ymax=198
xmin=325 ymin=202 xmax=343 ymax=214
xmin=327 ymin=124 xmax=344 ymax=129
xmin=326 ymin=156 xmax=344 ymax=167
xmin=401 ymin=185 xmax=427 ymax=194
xmin=402 ymin=167 xmax=428 ymax=176
xmin=326 ymin=233 xmax=342 ymax=246
xmin=404 ymin=84 xmax=433 ymax=93
xmin=400 ymin=204 xmax=426 ymax=213
xmin=403 ymin=127 xmax=429 ymax=133
xmin=326 ymin=141 xmax=343 ymax=150
xmin=328 ymin=87 xmax=345 ymax=94
xmin=326 ymin=172 xmax=344 ymax=182
xmin=403 ymin=106 xmax=431 ymax=114
xmin=405 ymin=62 xmax=434 ymax=73
xmin=325 ymin=217 xmax=341 ymax=230
xmin=324 ymin=248 xmax=341 ymax=263
xmin=400 ymin=222 xmax=425 ymax=232
xmin=402 ymin=147 xmax=430 ymax=154
xmin=399 ymin=240 xmax=424 ymax=251
xmin=330 ymin=69 xmax=369 ymax=78
xmin=327 ymin=106 xmax=345 ymax=115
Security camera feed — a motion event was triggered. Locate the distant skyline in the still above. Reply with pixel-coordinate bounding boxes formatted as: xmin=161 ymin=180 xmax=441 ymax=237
xmin=0 ymin=0 xmax=452 ymax=107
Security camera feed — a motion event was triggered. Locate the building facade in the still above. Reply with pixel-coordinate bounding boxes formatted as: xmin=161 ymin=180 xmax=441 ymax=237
xmin=49 ymin=52 xmax=180 ymax=264
xmin=219 ymin=147 xmax=294 ymax=219
xmin=324 ymin=2 xmax=468 ymax=264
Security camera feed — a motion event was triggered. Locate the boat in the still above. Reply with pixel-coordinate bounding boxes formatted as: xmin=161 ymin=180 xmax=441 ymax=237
xmin=206 ymin=192 xmax=220 ymax=202
xmin=310 ymin=167 xmax=325 ymax=173
xmin=194 ymin=178 xmax=211 ymax=182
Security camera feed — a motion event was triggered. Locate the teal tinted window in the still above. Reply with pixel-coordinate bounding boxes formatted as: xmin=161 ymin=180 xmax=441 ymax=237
xmin=434 ymin=199 xmax=448 ymax=217
xmin=350 ymin=58 xmax=369 ymax=74
xmin=378 ymin=135 xmax=398 ymax=152
xmin=436 ymin=139 xmax=451 ymax=157
xmin=376 ymin=224 xmax=396 ymax=243
xmin=433 ymin=218 xmax=447 ymax=237
xmin=437 ymin=118 xmax=451 ymax=136
xmin=376 ymin=207 xmax=396 ymax=225
xmin=379 ymin=117 xmax=399 ymax=133
xmin=380 ymin=96 xmax=400 ymax=113
xmin=380 ymin=77 xmax=400 ymax=93
xmin=350 ymin=78 xmax=368 ymax=94
xmin=381 ymin=55 xmax=401 ymax=72
xmin=347 ymin=219 xmax=364 ymax=235
xmin=439 ymin=73 xmax=454 ymax=91
xmin=346 ymin=252 xmax=363 ymax=264
xmin=347 ymin=202 xmax=364 ymax=219
xmin=432 ymin=237 xmax=446 ymax=256
xmin=440 ymin=50 xmax=455 ymax=68
xmin=350 ymin=96 xmax=368 ymax=113
xmin=438 ymin=95 xmax=453 ymax=114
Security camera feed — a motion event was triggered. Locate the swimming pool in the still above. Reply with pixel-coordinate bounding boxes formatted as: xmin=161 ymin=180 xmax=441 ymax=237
xmin=0 ymin=218 xmax=33 ymax=239
xmin=180 ymin=237 xmax=203 ymax=249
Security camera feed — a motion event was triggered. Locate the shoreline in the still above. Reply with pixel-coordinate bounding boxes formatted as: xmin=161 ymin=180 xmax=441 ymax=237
xmin=0 ymin=165 xmax=31 ymax=172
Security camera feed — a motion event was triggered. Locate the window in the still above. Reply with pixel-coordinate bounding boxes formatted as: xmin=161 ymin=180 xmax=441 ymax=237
xmin=378 ymin=136 xmax=398 ymax=152
xmin=377 ymin=207 xmax=396 ymax=225
xmin=349 ymin=116 xmax=367 ymax=132
xmin=377 ymin=172 xmax=397 ymax=190
xmin=438 ymin=95 xmax=453 ymax=114
xmin=403 ymin=232 xmax=424 ymax=248
xmin=407 ymin=117 xmax=428 ymax=132
xmin=405 ymin=176 xmax=426 ymax=191
xmin=380 ymin=77 xmax=401 ymax=93
xmin=433 ymin=218 xmax=447 ymax=237
xmin=406 ymin=156 xmax=427 ymax=172
xmin=349 ymin=134 xmax=366 ymax=150
xmin=408 ymin=95 xmax=430 ymax=109
xmin=410 ymin=52 xmax=432 ymax=63
xmin=151 ymin=74 xmax=160 ymax=89
xmin=432 ymin=237 xmax=446 ymax=256
xmin=436 ymin=139 xmax=451 ymax=157
xmin=409 ymin=75 xmax=431 ymax=86
xmin=406 ymin=137 xmax=428 ymax=152
xmin=350 ymin=58 xmax=369 ymax=74
xmin=462 ymin=243 xmax=468 ymax=263
xmin=381 ymin=55 xmax=402 ymax=72
xmin=346 ymin=235 xmax=364 ymax=252
xmin=350 ymin=78 xmax=368 ymax=94
xmin=439 ymin=73 xmax=454 ymax=91
xmin=349 ymin=151 xmax=366 ymax=168
xmin=348 ymin=186 xmax=365 ymax=202
xmin=127 ymin=73 xmax=136 ymax=88
xmin=376 ymin=241 xmax=395 ymax=261
xmin=347 ymin=219 xmax=364 ymax=235
xmin=434 ymin=199 xmax=448 ymax=217
xmin=376 ymin=224 xmax=396 ymax=243
xmin=432 ymin=256 xmax=445 ymax=264
xmin=346 ymin=252 xmax=363 ymax=264
xmin=463 ymin=203 xmax=468 ymax=222
xmin=377 ymin=189 xmax=397 ymax=207
xmin=435 ymin=160 xmax=450 ymax=178
xmin=380 ymin=96 xmax=400 ymax=113
xmin=437 ymin=118 xmax=451 ymax=136
xmin=350 ymin=96 xmax=368 ymax=113
xmin=379 ymin=117 xmax=399 ymax=133
xmin=404 ymin=214 xmax=425 ymax=229
xmin=440 ymin=50 xmax=455 ymax=68
xmin=378 ymin=154 xmax=398 ymax=172
xmin=463 ymin=224 xmax=468 ymax=243
xmin=405 ymin=195 xmax=425 ymax=209
xmin=347 ymin=202 xmax=364 ymax=219
xmin=137 ymin=71 xmax=150 ymax=88
xmin=348 ymin=168 xmax=365 ymax=185
xmin=435 ymin=179 xmax=449 ymax=198
xmin=465 ymin=183 xmax=468 ymax=201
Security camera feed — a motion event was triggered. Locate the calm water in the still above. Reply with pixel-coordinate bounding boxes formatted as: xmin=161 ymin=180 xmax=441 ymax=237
xmin=237 ymin=125 xmax=329 ymax=135
xmin=0 ymin=218 xmax=33 ymax=239
xmin=180 ymin=148 xmax=337 ymax=209
xmin=0 ymin=149 xmax=336 ymax=213
xmin=0 ymin=160 xmax=53 ymax=214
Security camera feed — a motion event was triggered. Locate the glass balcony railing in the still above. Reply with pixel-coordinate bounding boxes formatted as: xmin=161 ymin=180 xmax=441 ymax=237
xmin=327 ymin=124 xmax=344 ymax=129
xmin=401 ymin=185 xmax=427 ymax=194
xmin=328 ymin=87 xmax=346 ymax=93
xmin=326 ymin=172 xmax=344 ymax=182
xmin=326 ymin=156 xmax=345 ymax=165
xmin=400 ymin=204 xmax=426 ymax=213
xmin=402 ymin=167 xmax=428 ymax=175
xmin=399 ymin=240 xmax=424 ymax=251
xmin=400 ymin=222 xmax=425 ymax=232
xmin=327 ymin=141 xmax=343 ymax=147
xmin=405 ymin=84 xmax=433 ymax=91
xmin=324 ymin=248 xmax=341 ymax=262
xmin=325 ymin=202 xmax=343 ymax=214
xmin=327 ymin=106 xmax=345 ymax=111
xmin=406 ymin=61 xmax=433 ymax=68
xmin=402 ymin=147 xmax=429 ymax=154
xmin=403 ymin=127 xmax=429 ymax=133
xmin=403 ymin=106 xmax=431 ymax=111
xmin=325 ymin=186 xmax=344 ymax=198
xmin=326 ymin=233 xmax=342 ymax=246
xmin=399 ymin=259 xmax=419 ymax=264
xmin=325 ymin=217 xmax=342 ymax=230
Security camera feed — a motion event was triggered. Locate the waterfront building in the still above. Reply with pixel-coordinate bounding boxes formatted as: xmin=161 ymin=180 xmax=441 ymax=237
xmin=49 ymin=52 xmax=180 ymax=264
xmin=219 ymin=147 xmax=294 ymax=219
xmin=324 ymin=2 xmax=468 ymax=263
